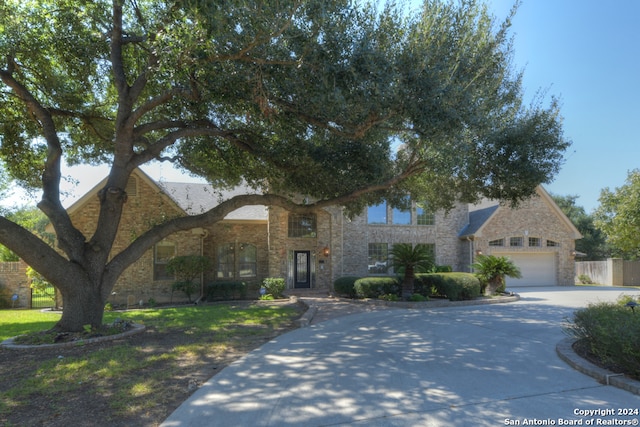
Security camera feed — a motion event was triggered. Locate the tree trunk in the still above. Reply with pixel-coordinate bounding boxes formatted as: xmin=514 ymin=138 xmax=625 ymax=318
xmin=401 ymin=266 xmax=415 ymax=299
xmin=54 ymin=283 xmax=107 ymax=332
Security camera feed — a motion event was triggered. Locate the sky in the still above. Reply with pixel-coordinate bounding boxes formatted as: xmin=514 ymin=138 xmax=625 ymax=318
xmin=3 ymin=0 xmax=639 ymax=213
xmin=478 ymin=0 xmax=640 ymax=212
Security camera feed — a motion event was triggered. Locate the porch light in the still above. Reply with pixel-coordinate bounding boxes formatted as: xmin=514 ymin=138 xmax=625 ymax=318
xmin=476 ymin=249 xmax=483 ymax=255
xmin=570 ymin=250 xmax=576 ymax=257
xmin=322 ymin=246 xmax=330 ymax=257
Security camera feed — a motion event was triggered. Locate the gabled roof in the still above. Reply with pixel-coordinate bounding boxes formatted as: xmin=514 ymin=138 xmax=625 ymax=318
xmin=65 ymin=168 xmax=267 ymax=221
xmin=458 ymin=204 xmax=499 ymax=237
xmin=458 ymin=186 xmax=582 ymax=240
xmin=158 ymin=181 xmax=267 ymax=221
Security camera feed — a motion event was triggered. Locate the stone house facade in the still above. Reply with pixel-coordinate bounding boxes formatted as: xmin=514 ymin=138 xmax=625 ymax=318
xmin=5 ymin=169 xmax=581 ymax=307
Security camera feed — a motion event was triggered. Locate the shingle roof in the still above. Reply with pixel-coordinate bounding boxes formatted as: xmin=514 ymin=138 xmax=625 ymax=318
xmin=458 ymin=204 xmax=499 ymax=238
xmin=158 ymin=182 xmax=267 ymax=221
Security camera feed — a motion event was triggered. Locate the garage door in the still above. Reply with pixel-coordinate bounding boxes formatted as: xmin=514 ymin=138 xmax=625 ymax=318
xmin=495 ymin=252 xmax=557 ymax=287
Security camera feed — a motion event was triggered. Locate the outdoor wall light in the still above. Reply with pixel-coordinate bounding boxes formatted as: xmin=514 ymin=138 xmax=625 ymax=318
xmin=570 ymin=250 xmax=576 ymax=257
xmin=476 ymin=249 xmax=483 ymax=255
xmin=322 ymin=246 xmax=330 ymax=257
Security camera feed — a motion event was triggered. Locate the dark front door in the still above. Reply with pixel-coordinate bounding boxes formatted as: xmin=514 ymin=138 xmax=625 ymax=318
xmin=294 ymin=251 xmax=311 ymax=288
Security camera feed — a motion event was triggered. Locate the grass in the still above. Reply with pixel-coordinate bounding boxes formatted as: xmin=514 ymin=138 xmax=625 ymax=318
xmin=0 ymin=309 xmax=60 ymax=341
xmin=0 ymin=302 xmax=301 ymax=423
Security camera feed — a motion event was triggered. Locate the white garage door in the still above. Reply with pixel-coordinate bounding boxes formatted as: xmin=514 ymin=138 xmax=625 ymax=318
xmin=496 ymin=252 xmax=557 ymax=287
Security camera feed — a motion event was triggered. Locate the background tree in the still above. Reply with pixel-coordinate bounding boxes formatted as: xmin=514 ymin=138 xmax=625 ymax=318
xmin=551 ymin=194 xmax=609 ymax=260
xmin=0 ymin=0 xmax=569 ymax=331
xmin=594 ymin=169 xmax=640 ymax=260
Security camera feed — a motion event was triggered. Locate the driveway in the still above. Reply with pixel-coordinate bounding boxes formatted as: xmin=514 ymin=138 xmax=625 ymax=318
xmin=162 ymin=286 xmax=640 ymax=427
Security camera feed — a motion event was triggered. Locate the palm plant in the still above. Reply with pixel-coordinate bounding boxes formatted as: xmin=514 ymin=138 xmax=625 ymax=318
xmin=390 ymin=243 xmax=435 ymax=298
xmin=471 ymin=254 xmax=522 ymax=295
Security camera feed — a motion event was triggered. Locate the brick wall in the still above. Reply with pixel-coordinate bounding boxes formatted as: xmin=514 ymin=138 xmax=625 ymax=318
xmin=472 ymin=195 xmax=577 ymax=286
xmin=0 ymin=260 xmax=29 ymax=308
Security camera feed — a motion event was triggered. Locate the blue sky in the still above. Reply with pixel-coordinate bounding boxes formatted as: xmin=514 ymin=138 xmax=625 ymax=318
xmin=476 ymin=0 xmax=640 ymax=212
xmin=4 ymin=0 xmax=638 ymax=213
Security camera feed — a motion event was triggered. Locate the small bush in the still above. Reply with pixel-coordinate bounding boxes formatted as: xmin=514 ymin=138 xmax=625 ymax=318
xmin=577 ymin=274 xmax=593 ymax=284
xmin=414 ymin=274 xmax=441 ymax=297
xmin=415 ymin=273 xmax=480 ymax=301
xmin=432 ymin=265 xmax=453 ymax=273
xmin=409 ymin=293 xmax=429 ymax=302
xmin=379 ymin=293 xmax=399 ymax=301
xmin=333 ymin=276 xmax=360 ymax=298
xmin=205 ymin=281 xmax=247 ymax=301
xmin=172 ymin=280 xmax=199 ymax=302
xmin=565 ymin=299 xmax=640 ymax=379
xmin=262 ymin=277 xmax=286 ymax=299
xmin=353 ymin=277 xmax=399 ymax=299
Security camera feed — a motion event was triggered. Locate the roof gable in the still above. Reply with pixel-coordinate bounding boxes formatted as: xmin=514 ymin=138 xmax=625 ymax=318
xmin=459 ymin=186 xmax=582 ymax=239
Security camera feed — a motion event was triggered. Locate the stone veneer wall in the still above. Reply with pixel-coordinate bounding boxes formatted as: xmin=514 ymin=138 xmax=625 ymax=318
xmin=267 ymin=206 xmax=334 ymax=289
xmin=337 ymin=202 xmax=469 ymax=282
xmin=0 ymin=260 xmax=29 ymax=308
xmin=472 ymin=195 xmax=577 ymax=286
xmin=69 ymin=175 xmax=202 ymax=305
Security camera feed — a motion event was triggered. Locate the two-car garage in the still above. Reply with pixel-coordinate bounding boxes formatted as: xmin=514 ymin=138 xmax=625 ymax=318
xmin=496 ymin=252 xmax=557 ymax=287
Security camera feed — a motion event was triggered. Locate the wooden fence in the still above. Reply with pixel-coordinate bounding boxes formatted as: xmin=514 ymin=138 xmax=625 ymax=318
xmin=575 ymin=258 xmax=640 ymax=286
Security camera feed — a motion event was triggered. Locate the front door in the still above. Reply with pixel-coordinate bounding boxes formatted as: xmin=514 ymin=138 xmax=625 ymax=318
xmin=294 ymin=251 xmax=311 ymax=288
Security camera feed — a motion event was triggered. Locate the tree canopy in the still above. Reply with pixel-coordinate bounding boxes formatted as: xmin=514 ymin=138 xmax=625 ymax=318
xmin=594 ymin=170 xmax=640 ymax=260
xmin=551 ymin=194 xmax=609 ymax=261
xmin=0 ymin=0 xmax=570 ymax=330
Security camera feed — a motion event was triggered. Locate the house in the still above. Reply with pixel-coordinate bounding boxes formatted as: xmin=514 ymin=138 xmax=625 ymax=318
xmin=56 ymin=169 xmax=581 ymax=305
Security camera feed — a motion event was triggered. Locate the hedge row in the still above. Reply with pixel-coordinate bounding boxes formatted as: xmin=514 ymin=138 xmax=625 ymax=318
xmin=333 ymin=272 xmax=480 ymax=301
xmin=204 ymin=281 xmax=247 ymax=300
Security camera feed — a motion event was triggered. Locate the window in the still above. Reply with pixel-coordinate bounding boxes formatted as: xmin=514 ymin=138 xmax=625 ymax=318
xmin=528 ymin=237 xmax=542 ymax=247
xmin=391 ymin=197 xmax=411 ymax=225
xmin=238 ymin=244 xmax=257 ymax=278
xmin=416 ymin=203 xmax=435 ymax=226
xmin=217 ymin=244 xmax=235 ymax=279
xmin=509 ymin=237 xmax=523 ymax=247
xmin=218 ymin=243 xmax=257 ymax=279
xmin=368 ymin=243 xmax=389 ymax=274
xmin=154 ymin=241 xmax=175 ymax=281
xmin=546 ymin=240 xmax=560 ymax=247
xmin=489 ymin=239 xmax=504 ymax=247
xmin=288 ymin=214 xmax=317 ymax=238
xmin=367 ymin=203 xmax=387 ymax=224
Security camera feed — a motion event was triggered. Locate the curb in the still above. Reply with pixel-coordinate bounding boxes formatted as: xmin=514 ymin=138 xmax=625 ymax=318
xmin=556 ymin=337 xmax=640 ymax=396
xmin=1 ymin=323 xmax=146 ymax=350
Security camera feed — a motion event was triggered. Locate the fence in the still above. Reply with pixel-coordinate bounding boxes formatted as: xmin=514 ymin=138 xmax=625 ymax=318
xmin=575 ymin=258 xmax=640 ymax=286
xmin=31 ymin=285 xmax=57 ymax=308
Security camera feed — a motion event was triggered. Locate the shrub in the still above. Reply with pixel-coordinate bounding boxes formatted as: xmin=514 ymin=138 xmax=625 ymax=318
xmin=414 ymin=273 xmax=441 ymax=297
xmin=472 ymin=255 xmax=521 ymax=295
xmin=440 ymin=273 xmax=481 ymax=301
xmin=565 ymin=300 xmax=640 ymax=379
xmin=166 ymin=256 xmax=211 ymax=302
xmin=262 ymin=277 xmax=285 ymax=299
xmin=333 ymin=276 xmax=360 ymax=298
xmin=577 ymin=274 xmax=593 ymax=284
xmin=379 ymin=293 xmax=399 ymax=302
xmin=353 ymin=277 xmax=399 ymax=299
xmin=172 ymin=281 xmax=199 ymax=302
xmin=415 ymin=273 xmax=480 ymax=301
xmin=205 ymin=281 xmax=247 ymax=301
xmin=408 ymin=293 xmax=428 ymax=302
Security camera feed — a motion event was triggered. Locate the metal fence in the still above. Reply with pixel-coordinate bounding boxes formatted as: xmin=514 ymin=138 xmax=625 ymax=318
xmin=31 ymin=285 xmax=56 ymax=308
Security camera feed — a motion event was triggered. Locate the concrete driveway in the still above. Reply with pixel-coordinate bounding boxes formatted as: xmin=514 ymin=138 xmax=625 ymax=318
xmin=162 ymin=287 xmax=640 ymax=427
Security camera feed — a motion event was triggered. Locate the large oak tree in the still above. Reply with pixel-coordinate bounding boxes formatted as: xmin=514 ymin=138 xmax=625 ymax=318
xmin=0 ymin=0 xmax=569 ymax=331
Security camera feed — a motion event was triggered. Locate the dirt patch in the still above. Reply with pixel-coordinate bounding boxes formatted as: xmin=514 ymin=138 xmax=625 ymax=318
xmin=0 ymin=301 xmax=305 ymax=427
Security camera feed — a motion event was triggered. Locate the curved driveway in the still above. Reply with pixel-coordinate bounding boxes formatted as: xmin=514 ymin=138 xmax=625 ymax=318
xmin=162 ymin=287 xmax=640 ymax=427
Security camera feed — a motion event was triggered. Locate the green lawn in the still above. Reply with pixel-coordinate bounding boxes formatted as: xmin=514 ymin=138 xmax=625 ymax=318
xmin=0 ymin=302 xmax=301 ymax=425
xmin=0 ymin=309 xmax=61 ymax=341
